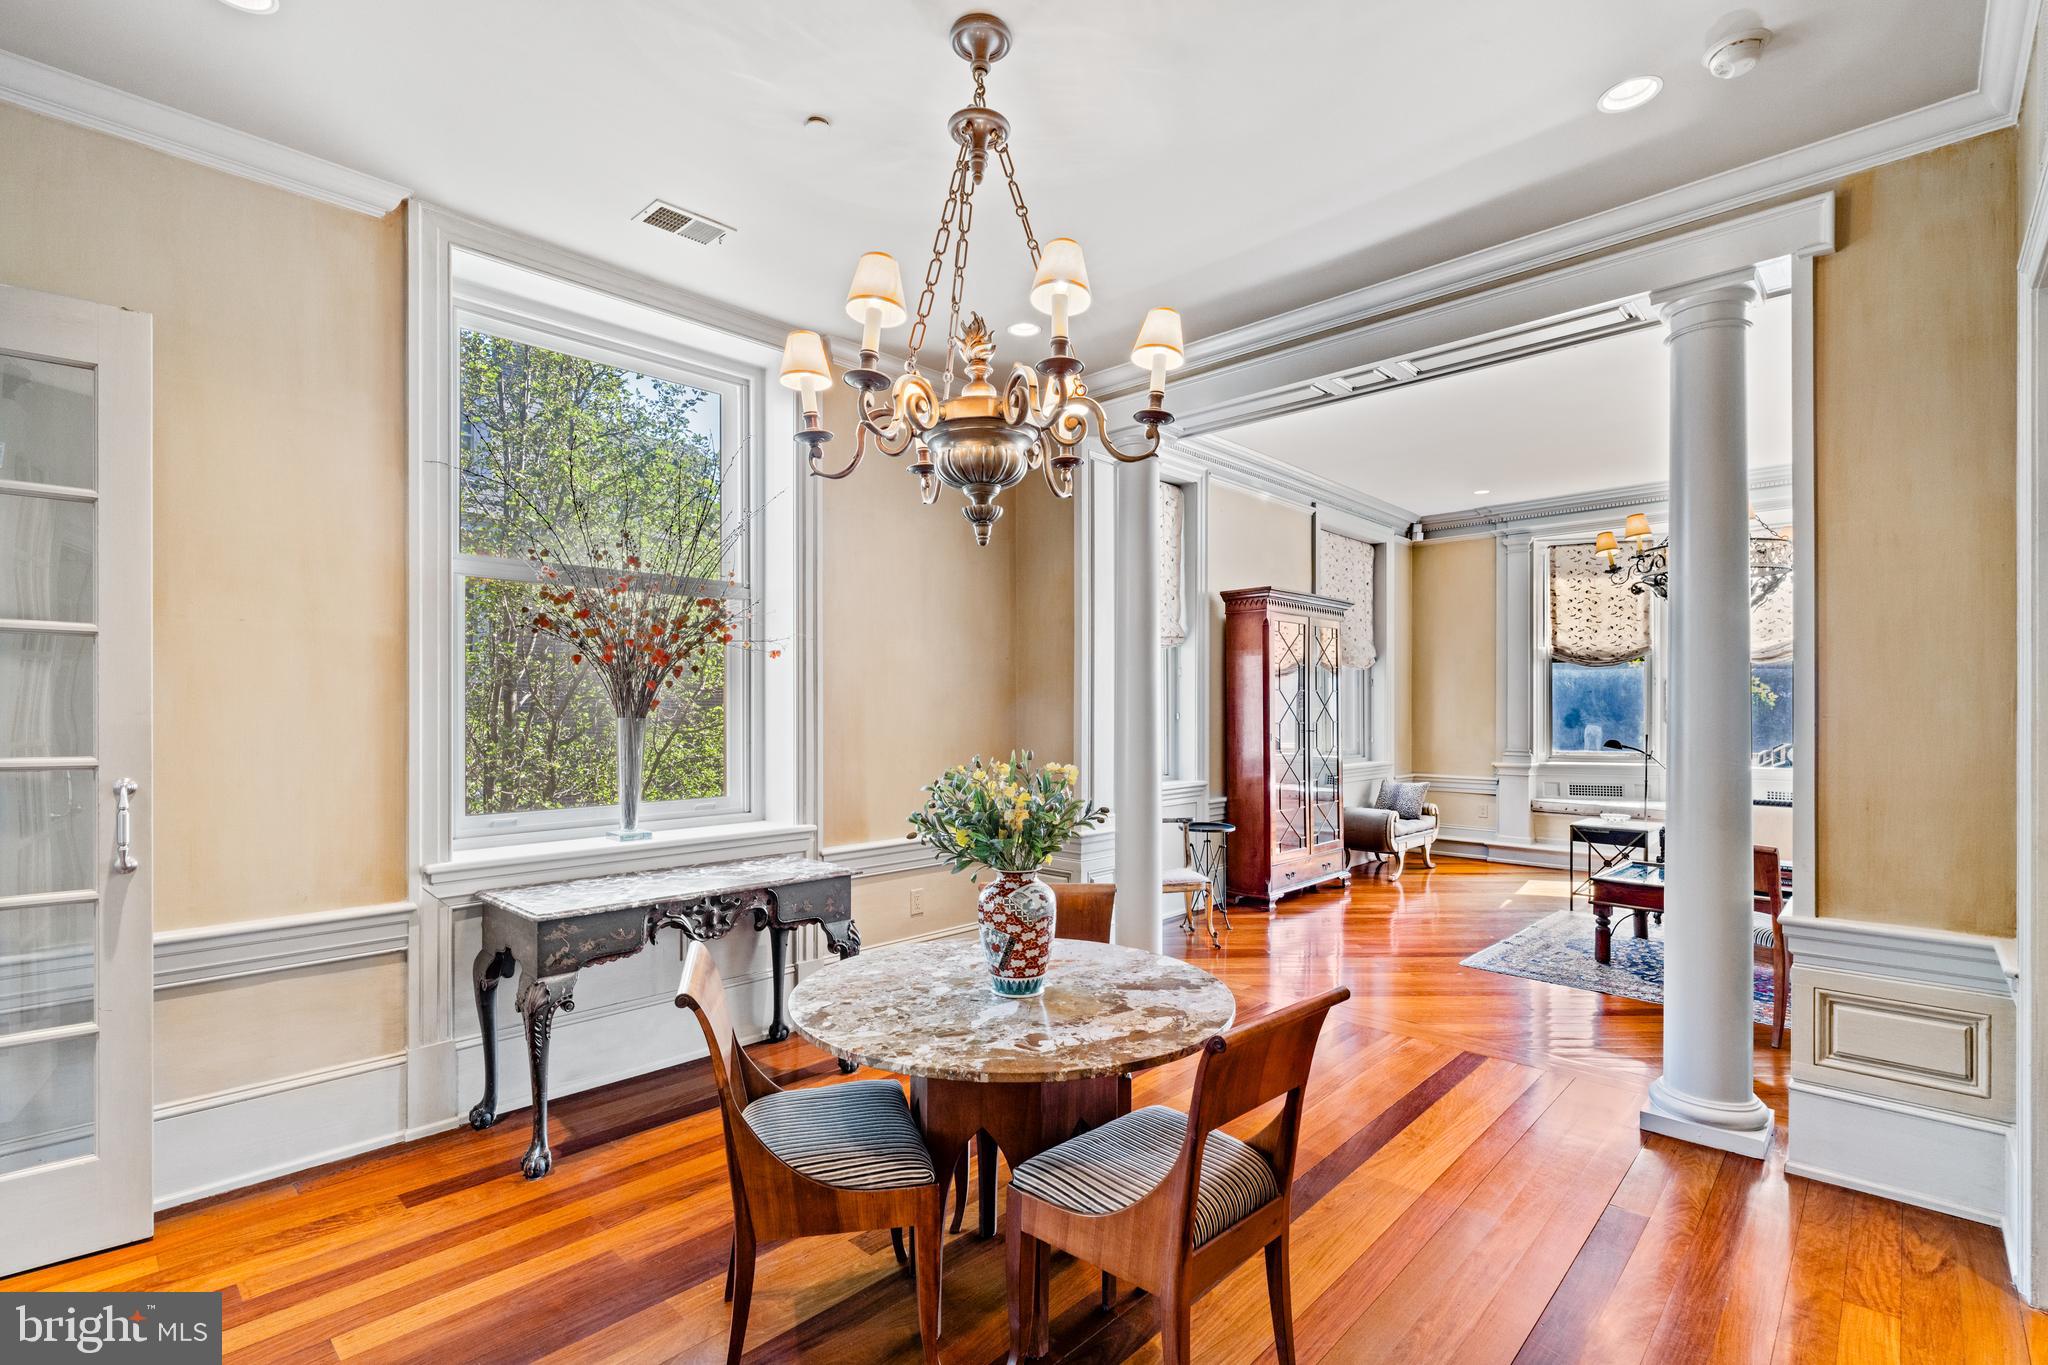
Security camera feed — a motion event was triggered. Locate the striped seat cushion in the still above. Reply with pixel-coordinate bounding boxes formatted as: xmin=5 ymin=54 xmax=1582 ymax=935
xmin=1009 ymin=1106 xmax=1279 ymax=1246
xmin=742 ymin=1079 xmax=935 ymax=1191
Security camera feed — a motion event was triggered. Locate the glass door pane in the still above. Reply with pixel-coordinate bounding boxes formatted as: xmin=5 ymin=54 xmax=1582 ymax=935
xmin=0 ymin=346 xmax=100 ymax=1186
xmin=1272 ymin=616 xmax=1307 ymax=852
xmin=1311 ymin=623 xmax=1342 ymax=845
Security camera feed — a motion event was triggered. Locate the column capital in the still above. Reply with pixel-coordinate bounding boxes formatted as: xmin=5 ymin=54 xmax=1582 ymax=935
xmin=1649 ymin=267 xmax=1765 ymax=322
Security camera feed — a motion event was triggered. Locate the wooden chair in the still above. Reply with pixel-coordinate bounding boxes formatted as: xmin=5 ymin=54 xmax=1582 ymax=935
xmin=954 ymin=881 xmax=1120 ymax=1235
xmin=1003 ymin=986 xmax=1351 ymax=1364
xmin=1754 ymin=846 xmax=1790 ymax=1048
xmin=676 ymin=942 xmax=943 ymax=1365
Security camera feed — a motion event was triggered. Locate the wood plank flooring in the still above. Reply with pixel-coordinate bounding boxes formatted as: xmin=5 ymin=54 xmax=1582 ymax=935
xmin=7 ymin=858 xmax=2041 ymax=1362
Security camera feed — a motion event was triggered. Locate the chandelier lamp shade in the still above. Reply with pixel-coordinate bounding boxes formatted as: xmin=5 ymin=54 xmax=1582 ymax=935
xmin=777 ymin=12 xmax=1184 ymax=546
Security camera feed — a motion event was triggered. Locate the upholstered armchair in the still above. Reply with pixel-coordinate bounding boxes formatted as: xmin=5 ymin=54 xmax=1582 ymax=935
xmin=1343 ymin=780 xmax=1440 ymax=881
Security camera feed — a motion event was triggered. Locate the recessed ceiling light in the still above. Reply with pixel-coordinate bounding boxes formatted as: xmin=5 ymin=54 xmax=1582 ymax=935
xmin=217 ymin=0 xmax=280 ymax=12
xmin=1007 ymin=321 xmax=1040 ymax=338
xmin=1473 ymin=489 xmax=1492 ymax=496
xmin=1596 ymin=75 xmax=1662 ymax=113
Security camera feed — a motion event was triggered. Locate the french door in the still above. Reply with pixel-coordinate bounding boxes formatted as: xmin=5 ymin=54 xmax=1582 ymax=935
xmin=0 ymin=285 xmax=153 ymax=1274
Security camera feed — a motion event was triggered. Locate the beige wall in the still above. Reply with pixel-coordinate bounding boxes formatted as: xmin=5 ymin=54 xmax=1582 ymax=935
xmin=1408 ymin=537 xmax=1498 ymax=779
xmin=0 ymin=103 xmax=409 ymax=931
xmin=819 ymin=379 xmax=1022 ymax=845
xmin=1 ymin=105 xmax=411 ymax=1101
xmin=1008 ymin=474 xmax=1075 ymax=764
xmin=1813 ymin=129 xmax=2018 ymax=936
xmin=1204 ymin=483 xmax=1314 ymax=797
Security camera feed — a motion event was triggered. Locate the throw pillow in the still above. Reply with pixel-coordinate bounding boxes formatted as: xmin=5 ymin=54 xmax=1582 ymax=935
xmin=1377 ymin=780 xmax=1429 ymax=821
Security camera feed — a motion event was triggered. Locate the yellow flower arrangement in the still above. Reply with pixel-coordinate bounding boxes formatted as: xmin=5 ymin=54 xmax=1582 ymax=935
xmin=906 ymin=750 xmax=1109 ymax=875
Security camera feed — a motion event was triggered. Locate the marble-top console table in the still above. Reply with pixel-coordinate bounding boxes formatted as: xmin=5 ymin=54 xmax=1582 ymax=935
xmin=468 ymin=855 xmax=856 ymax=1178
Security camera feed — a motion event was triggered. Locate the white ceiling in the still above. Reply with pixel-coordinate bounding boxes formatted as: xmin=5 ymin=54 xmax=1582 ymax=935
xmin=0 ymin=0 xmax=1990 ymax=370
xmin=1227 ymin=294 xmax=1793 ymax=518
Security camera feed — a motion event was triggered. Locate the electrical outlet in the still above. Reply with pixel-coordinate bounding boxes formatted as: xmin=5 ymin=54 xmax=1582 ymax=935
xmin=909 ymin=887 xmax=925 ymax=918
xmin=1478 ymin=801 xmax=1493 ymax=822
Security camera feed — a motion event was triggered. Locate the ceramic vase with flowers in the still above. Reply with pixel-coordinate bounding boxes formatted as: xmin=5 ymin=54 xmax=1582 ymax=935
xmin=908 ymin=752 xmax=1108 ymax=997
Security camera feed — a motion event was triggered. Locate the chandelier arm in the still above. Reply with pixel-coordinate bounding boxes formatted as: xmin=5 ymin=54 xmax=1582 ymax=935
xmin=1069 ymin=395 xmax=1163 ymax=463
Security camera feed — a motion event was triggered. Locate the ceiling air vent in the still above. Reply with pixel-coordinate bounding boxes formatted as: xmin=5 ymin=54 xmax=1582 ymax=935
xmin=633 ymin=200 xmax=734 ymax=246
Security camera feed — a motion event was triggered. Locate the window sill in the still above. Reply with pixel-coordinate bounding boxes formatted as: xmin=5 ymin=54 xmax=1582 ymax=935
xmin=422 ymin=820 xmax=818 ymax=901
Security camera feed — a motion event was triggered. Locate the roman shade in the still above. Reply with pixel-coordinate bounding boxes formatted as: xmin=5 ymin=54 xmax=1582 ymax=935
xmin=1160 ymin=480 xmax=1187 ymax=647
xmin=1315 ymin=527 xmax=1377 ymax=669
xmin=1549 ymin=543 xmax=1650 ymax=666
xmin=1750 ymin=536 xmax=1794 ymax=663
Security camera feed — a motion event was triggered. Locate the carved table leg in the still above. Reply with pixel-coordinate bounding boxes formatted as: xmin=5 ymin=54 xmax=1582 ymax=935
xmin=516 ymin=973 xmax=577 ymax=1179
xmin=1593 ymin=904 xmax=1613 ymax=965
xmin=468 ymin=947 xmax=514 ymax=1130
xmin=765 ymin=925 xmax=791 ymax=1044
xmin=820 ymin=917 xmax=862 ymax=1074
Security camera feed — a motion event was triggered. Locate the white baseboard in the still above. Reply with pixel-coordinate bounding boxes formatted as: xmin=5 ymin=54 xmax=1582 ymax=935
xmin=1787 ymin=1078 xmax=2011 ymax=1228
xmin=153 ymin=1053 xmax=409 ymax=1211
xmin=1435 ymin=829 xmax=1570 ymax=870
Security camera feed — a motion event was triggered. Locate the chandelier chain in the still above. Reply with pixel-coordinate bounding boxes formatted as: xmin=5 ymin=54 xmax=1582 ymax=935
xmin=997 ymin=143 xmax=1041 ymax=266
xmin=906 ymin=142 xmax=971 ymax=364
xmin=942 ymin=168 xmax=977 ymax=400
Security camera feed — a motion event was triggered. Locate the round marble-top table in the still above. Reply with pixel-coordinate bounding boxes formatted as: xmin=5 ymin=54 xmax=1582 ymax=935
xmin=788 ymin=938 xmax=1236 ymax=1262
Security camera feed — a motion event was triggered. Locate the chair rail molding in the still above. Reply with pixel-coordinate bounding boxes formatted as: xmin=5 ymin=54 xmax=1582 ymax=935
xmin=152 ymin=902 xmax=416 ymax=990
xmin=1777 ymin=907 xmax=2018 ymax=996
xmin=0 ymin=47 xmax=408 ymax=216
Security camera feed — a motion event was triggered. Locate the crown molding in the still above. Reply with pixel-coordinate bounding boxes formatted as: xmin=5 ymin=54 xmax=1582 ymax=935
xmin=1169 ymin=432 xmax=1419 ymax=535
xmin=1419 ymin=467 xmax=1794 ymax=539
xmin=0 ymin=46 xmax=408 ymax=217
xmin=1091 ymin=4 xmax=2030 ymax=408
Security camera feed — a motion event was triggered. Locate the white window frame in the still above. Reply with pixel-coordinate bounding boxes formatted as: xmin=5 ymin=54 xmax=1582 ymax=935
xmin=1532 ymin=531 xmax=1666 ymax=798
xmin=449 ymin=302 xmax=759 ymax=849
xmin=1310 ymin=505 xmax=1400 ymax=781
xmin=409 ymin=205 xmax=817 ymax=896
xmin=1156 ymin=460 xmax=1209 ymax=791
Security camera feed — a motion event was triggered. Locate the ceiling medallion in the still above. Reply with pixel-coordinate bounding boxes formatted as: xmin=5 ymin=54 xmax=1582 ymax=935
xmin=777 ymin=12 xmax=1185 ymax=546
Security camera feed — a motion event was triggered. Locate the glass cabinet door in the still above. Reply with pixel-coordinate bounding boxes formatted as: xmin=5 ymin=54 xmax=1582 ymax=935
xmin=1311 ymin=620 xmax=1343 ymax=846
xmin=1271 ymin=614 xmax=1308 ymax=852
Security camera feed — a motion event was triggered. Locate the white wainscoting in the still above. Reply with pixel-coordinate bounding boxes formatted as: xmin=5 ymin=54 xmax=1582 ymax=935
xmin=1779 ymin=907 xmax=2020 ymax=1238
xmin=148 ymin=902 xmax=416 ymax=1210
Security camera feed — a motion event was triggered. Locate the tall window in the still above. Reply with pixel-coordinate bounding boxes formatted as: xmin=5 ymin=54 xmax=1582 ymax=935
xmin=1314 ymin=526 xmax=1377 ymax=759
xmin=1160 ymin=480 xmax=1188 ymax=779
xmin=1546 ymin=543 xmax=1652 ymax=756
xmin=1750 ymin=536 xmax=1794 ymax=769
xmin=454 ymin=317 xmax=747 ymax=839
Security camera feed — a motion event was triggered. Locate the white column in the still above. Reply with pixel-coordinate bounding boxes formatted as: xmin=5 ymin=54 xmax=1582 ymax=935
xmin=1639 ymin=269 xmax=1773 ymax=1159
xmin=1493 ymin=531 xmax=1536 ymax=841
xmin=1113 ymin=456 xmax=1163 ymax=951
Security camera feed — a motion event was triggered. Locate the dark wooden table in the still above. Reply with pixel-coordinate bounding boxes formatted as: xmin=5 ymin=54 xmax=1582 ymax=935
xmin=1588 ymin=859 xmax=1665 ymax=964
xmin=469 ymin=855 xmax=857 ymax=1178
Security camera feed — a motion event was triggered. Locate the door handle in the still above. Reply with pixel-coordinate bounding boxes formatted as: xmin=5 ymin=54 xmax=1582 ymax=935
xmin=113 ymin=778 xmax=138 ymax=874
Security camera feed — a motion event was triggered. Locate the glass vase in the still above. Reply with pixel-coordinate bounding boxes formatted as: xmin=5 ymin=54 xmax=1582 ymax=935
xmin=612 ymin=712 xmax=653 ymax=842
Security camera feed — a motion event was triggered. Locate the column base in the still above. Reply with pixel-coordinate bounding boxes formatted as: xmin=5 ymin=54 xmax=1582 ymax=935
xmin=1640 ymin=1076 xmax=1775 ymax=1160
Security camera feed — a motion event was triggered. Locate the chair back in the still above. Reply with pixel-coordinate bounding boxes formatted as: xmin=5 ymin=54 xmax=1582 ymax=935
xmin=676 ymin=941 xmax=776 ymax=1115
xmin=1752 ymin=845 xmax=1784 ymax=916
xmin=1053 ymin=882 xmax=1116 ymax=944
xmin=1172 ymin=987 xmax=1348 ymax=1246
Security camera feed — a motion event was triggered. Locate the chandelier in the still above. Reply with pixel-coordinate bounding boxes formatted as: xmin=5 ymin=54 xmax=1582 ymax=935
xmin=1596 ymin=508 xmax=1793 ymax=607
xmin=775 ymin=12 xmax=1184 ymax=546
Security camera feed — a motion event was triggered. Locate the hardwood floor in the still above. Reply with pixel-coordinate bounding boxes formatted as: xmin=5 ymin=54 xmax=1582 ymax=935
xmin=7 ymin=858 xmax=2041 ymax=1362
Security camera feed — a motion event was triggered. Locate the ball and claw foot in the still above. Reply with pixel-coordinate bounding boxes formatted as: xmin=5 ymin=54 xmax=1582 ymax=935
xmin=468 ymin=1102 xmax=498 ymax=1131
xmin=521 ymin=1140 xmax=554 ymax=1180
